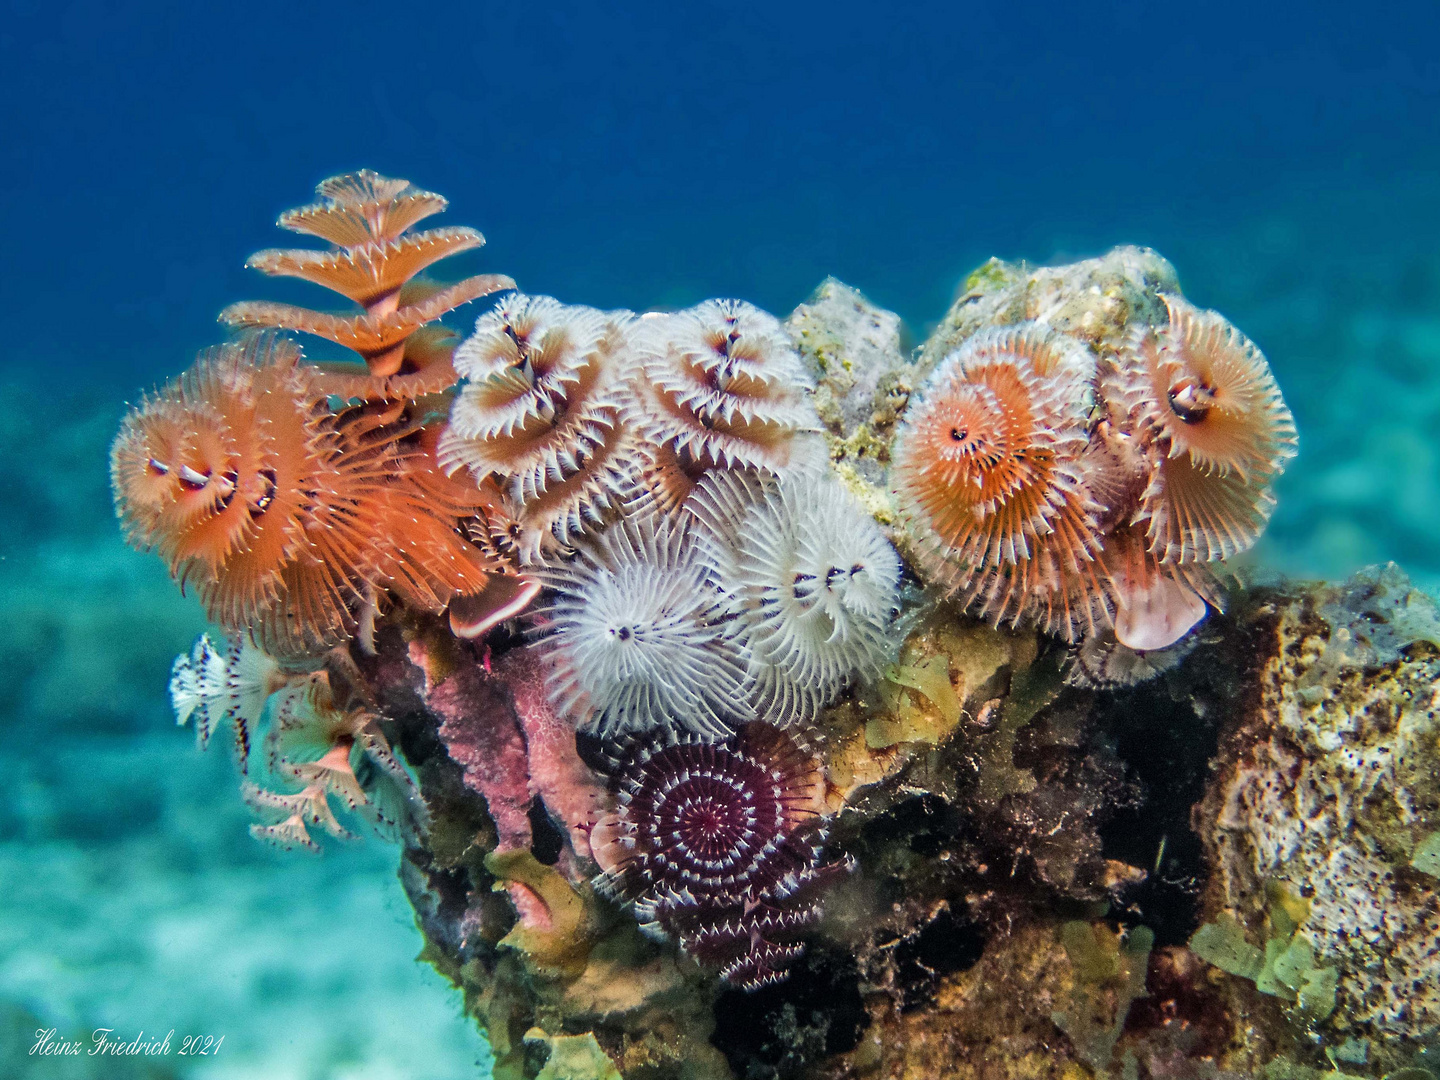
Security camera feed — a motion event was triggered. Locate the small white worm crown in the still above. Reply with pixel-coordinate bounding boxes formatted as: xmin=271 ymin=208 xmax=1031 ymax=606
xmin=535 ymin=514 xmax=753 ymax=738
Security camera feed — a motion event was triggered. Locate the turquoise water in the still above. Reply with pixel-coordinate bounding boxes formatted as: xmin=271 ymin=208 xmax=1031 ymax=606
xmin=2 ymin=2 xmax=1439 ymax=1077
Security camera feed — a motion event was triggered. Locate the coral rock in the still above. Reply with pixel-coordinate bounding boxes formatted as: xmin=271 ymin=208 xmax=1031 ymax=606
xmin=785 ymin=277 xmax=915 ymax=500
xmin=1198 ymin=565 xmax=1440 ymax=1051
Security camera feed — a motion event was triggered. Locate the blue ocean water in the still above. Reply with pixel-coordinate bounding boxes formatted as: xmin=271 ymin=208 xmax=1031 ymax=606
xmin=1 ymin=2 xmax=1437 ymax=1076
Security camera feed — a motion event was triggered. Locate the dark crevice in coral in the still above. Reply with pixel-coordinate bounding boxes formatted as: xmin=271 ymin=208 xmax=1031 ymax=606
xmin=526 ymin=796 xmax=565 ymax=865
xmin=361 ymin=628 xmax=458 ymax=770
xmin=1095 ymin=614 xmax=1254 ymax=948
xmin=710 ymin=942 xmax=866 ymax=1080
xmin=840 ymin=712 xmax=1135 ymax=934
xmin=889 ymin=793 xmax=963 ymax=859
xmin=573 ymin=728 xmax=609 ymax=775
xmin=522 ymin=1034 xmax=555 ymax=1078
xmin=895 ymin=907 xmax=986 ymax=1012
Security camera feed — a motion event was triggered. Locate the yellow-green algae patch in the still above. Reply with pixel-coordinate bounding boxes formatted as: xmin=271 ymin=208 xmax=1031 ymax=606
xmin=974 ymin=638 xmax=1055 ymax=803
xmin=1412 ymin=831 xmax=1440 ymax=877
xmin=486 ymin=849 xmax=598 ymax=977
xmin=870 ymin=652 xmax=961 ymax=749
xmin=1052 ymin=921 xmax=1154 ymax=1076
xmin=524 ymin=1029 xmax=624 ymax=1080
xmin=1190 ymin=882 xmax=1337 ymax=1024
xmin=559 ymin=933 xmax=690 ymax=1021
xmin=824 ymin=607 xmax=1033 ymax=804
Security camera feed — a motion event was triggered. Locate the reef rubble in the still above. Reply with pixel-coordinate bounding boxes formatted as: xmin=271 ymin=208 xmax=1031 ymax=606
xmin=110 ymin=175 xmax=1440 ymax=1080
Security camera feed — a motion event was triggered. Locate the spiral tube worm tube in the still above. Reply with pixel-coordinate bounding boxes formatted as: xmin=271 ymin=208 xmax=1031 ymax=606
xmin=591 ymin=724 xmax=852 ymax=990
xmin=218 ymin=170 xmax=514 ymax=398
xmin=892 ymin=325 xmax=1110 ymax=641
xmin=625 ymin=300 xmax=822 ymax=506
xmin=1107 ymin=294 xmax=1297 ymax=565
xmin=534 ymin=514 xmax=751 ymax=738
xmin=439 ymin=294 xmax=642 ymax=562
xmin=689 ymin=468 xmax=902 ymax=725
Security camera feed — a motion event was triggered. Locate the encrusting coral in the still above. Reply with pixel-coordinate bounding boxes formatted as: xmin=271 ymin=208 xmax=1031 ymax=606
xmin=783 ymin=277 xmax=911 ymax=499
xmin=1195 ymin=564 xmax=1440 ymax=1055
xmin=115 ymin=181 xmax=1355 ymax=1080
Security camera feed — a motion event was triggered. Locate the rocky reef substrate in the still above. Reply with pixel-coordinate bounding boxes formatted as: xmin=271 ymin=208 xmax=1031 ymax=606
xmin=378 ymin=560 xmax=1440 ymax=1080
xmin=325 ymin=251 xmax=1440 ymax=1080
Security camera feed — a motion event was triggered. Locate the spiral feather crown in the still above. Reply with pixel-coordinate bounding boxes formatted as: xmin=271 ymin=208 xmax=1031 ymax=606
xmin=893 ymin=325 xmax=1110 ymax=641
xmin=440 ymin=294 xmax=641 ymax=561
xmin=592 ymin=724 xmax=849 ymax=990
xmin=1109 ymin=294 xmax=1297 ymax=563
xmin=626 ymin=300 xmax=821 ymax=473
xmin=112 ymin=334 xmax=508 ymax=656
xmin=219 ymin=169 xmax=513 ymax=395
xmin=894 ymin=305 xmax=1294 ymax=650
xmin=690 ymin=468 xmax=902 ymax=725
xmin=535 ymin=515 xmax=752 ymax=738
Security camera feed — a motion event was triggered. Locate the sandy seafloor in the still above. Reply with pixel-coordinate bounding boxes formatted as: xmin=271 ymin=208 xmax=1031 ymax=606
xmin=1 ymin=187 xmax=1437 ymax=1080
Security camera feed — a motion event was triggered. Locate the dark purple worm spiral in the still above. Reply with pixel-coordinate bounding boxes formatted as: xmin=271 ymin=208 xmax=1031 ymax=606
xmin=591 ymin=723 xmax=852 ymax=990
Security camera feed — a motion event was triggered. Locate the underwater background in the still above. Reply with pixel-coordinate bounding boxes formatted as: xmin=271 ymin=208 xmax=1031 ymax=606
xmin=2 ymin=1 xmax=1438 ymax=1076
